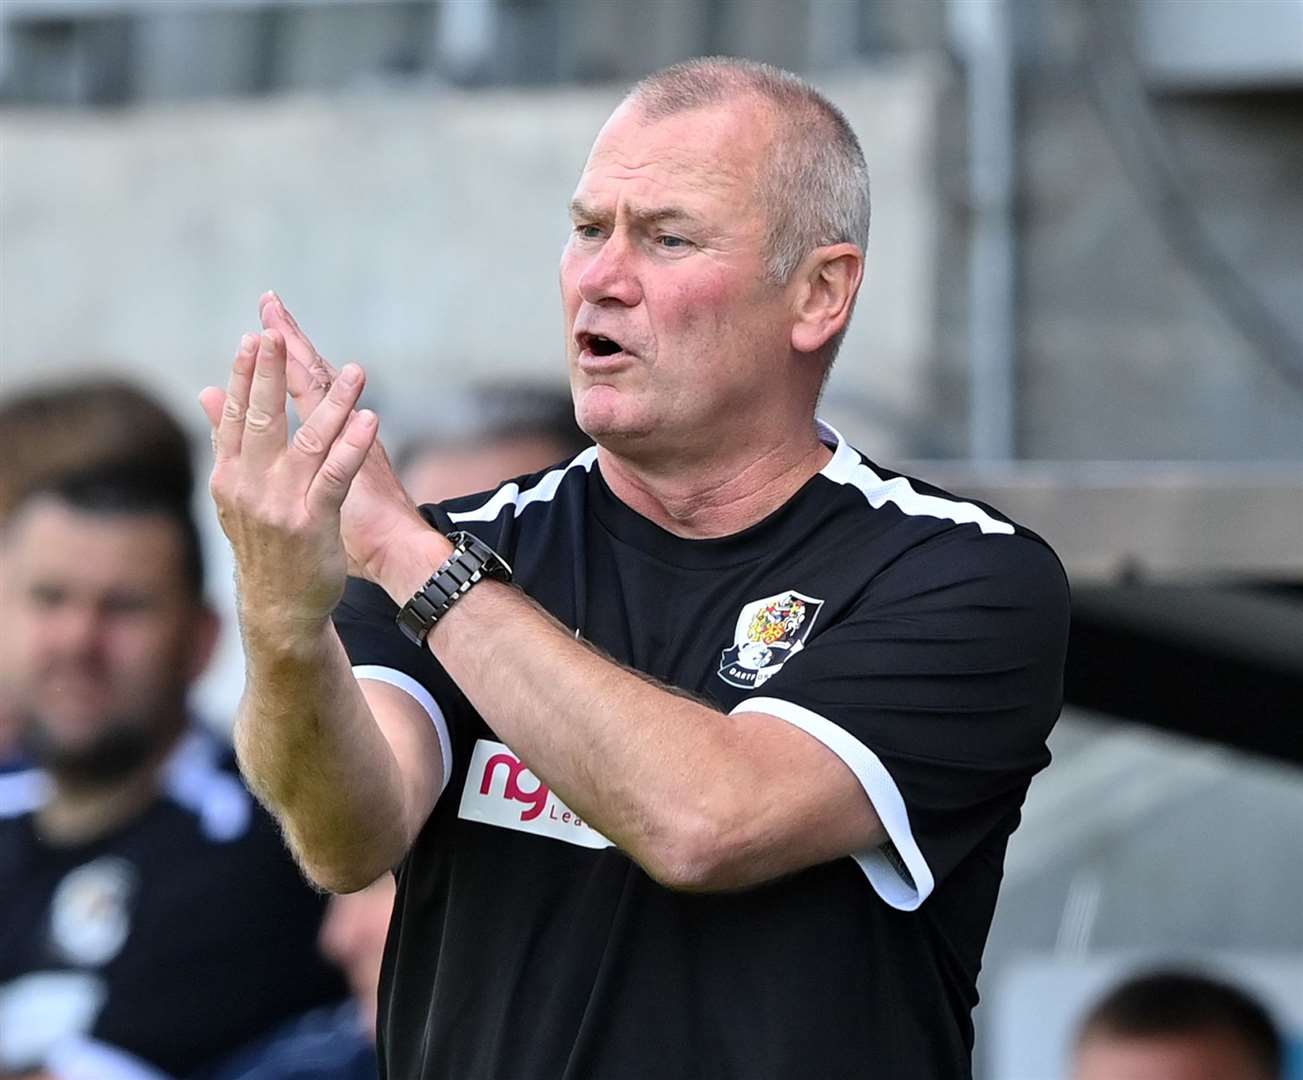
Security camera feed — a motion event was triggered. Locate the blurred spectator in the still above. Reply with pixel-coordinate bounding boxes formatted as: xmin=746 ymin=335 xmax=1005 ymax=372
xmin=200 ymin=880 xmax=395 ymax=1080
xmin=0 ymin=379 xmax=193 ymax=770
xmin=317 ymin=877 xmax=396 ymax=1043
xmin=394 ymin=382 xmax=587 ymax=505
xmin=0 ymin=456 xmax=344 ymax=1078
xmin=1072 ymin=968 xmax=1283 ymax=1080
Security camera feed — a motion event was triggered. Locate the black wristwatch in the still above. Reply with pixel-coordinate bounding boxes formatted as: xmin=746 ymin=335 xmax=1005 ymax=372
xmin=395 ymin=531 xmax=513 ymax=647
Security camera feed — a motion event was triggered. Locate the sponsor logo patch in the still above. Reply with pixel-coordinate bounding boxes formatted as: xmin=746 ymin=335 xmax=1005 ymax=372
xmin=458 ymin=740 xmax=613 ymax=850
xmin=718 ymin=589 xmax=824 ymax=690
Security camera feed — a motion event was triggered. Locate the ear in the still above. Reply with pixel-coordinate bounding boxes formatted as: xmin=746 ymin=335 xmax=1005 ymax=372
xmin=789 ymin=243 xmax=864 ymax=356
xmin=184 ymin=604 xmax=222 ymax=684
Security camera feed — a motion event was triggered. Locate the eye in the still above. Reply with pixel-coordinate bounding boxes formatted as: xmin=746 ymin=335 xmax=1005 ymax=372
xmin=573 ymin=224 xmax=605 ymax=241
xmin=656 ymin=234 xmax=690 ymax=250
xmin=29 ymin=583 xmax=65 ymax=609
xmin=102 ymin=592 xmax=153 ymax=616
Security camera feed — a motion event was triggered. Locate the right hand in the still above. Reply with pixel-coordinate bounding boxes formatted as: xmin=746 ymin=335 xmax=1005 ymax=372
xmin=200 ymin=330 xmax=377 ymax=640
xmin=256 ymin=291 xmax=424 ymax=587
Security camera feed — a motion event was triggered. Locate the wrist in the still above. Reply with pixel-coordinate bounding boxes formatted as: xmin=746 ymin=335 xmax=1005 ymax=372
xmin=241 ymin=608 xmax=337 ymax=667
xmin=378 ymin=522 xmax=456 ymax=606
xmin=394 ymin=529 xmax=513 ymax=648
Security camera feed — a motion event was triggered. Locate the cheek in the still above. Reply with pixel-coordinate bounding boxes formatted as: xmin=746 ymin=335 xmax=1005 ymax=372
xmin=647 ymin=271 xmax=738 ymax=365
xmin=110 ymin=619 xmax=189 ymax=686
xmin=559 ymin=247 xmax=585 ymax=308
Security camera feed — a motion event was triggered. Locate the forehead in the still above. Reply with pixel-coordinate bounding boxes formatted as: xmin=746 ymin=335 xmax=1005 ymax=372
xmin=574 ymin=99 xmax=772 ymax=214
xmin=8 ymin=497 xmax=187 ymax=594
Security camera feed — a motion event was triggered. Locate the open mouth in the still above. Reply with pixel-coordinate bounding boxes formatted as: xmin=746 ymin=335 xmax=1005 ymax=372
xmin=578 ymin=332 xmax=628 ymax=358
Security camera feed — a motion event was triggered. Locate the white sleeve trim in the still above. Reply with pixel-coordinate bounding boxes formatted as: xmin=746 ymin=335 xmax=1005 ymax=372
xmin=352 ymin=665 xmax=453 ymax=797
xmin=730 ymin=695 xmax=935 ymax=911
xmin=45 ymin=1036 xmax=173 ymax=1080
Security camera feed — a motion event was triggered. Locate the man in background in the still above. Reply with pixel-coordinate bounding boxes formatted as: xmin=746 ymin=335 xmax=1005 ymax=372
xmin=393 ymin=382 xmax=587 ymax=505
xmin=0 ymin=380 xmax=193 ymax=770
xmin=1073 ymin=969 xmax=1284 ymax=1080
xmin=0 ymin=382 xmax=343 ymax=1080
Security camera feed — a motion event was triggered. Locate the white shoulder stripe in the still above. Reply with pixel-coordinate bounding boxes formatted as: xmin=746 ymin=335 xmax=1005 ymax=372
xmin=0 ymin=767 xmax=49 ymax=818
xmin=449 ymin=447 xmax=599 ymax=525
xmin=817 ymin=420 xmax=1014 ymax=536
xmin=163 ymin=729 xmax=252 ymax=842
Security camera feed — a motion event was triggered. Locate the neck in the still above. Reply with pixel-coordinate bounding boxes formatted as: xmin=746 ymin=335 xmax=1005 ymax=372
xmin=37 ymin=738 xmax=175 ymax=846
xmin=598 ymin=419 xmax=833 ymax=538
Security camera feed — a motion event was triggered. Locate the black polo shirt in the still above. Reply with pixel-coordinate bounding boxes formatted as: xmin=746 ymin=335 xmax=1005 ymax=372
xmin=0 ymin=730 xmax=344 ymax=1077
xmin=336 ymin=423 xmax=1069 ymax=1080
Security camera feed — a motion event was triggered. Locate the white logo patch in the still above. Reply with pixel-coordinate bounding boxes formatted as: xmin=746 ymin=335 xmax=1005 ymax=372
xmin=458 ymin=740 xmax=613 ymax=851
xmin=49 ymin=857 xmax=136 ymax=967
xmin=718 ymin=589 xmax=825 ymax=690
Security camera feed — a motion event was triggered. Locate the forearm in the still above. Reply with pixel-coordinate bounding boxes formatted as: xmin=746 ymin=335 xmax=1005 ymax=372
xmin=422 ymin=581 xmax=745 ymax=886
xmin=235 ymin=618 xmax=410 ymax=891
xmin=368 ymin=516 xmax=878 ymax=892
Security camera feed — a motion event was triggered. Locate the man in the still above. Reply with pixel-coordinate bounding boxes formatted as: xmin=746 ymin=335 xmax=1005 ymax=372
xmin=1073 ymin=969 xmax=1284 ymax=1080
xmin=0 ymin=380 xmax=193 ymax=770
xmin=0 ymin=467 xmax=344 ymax=1079
xmin=202 ymin=58 xmax=1069 ymax=1077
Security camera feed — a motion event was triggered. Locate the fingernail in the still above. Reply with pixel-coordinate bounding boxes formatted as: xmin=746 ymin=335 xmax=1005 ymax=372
xmin=241 ymin=333 xmax=258 ymax=352
xmin=339 ymin=364 xmax=360 ymax=386
xmin=261 ymin=330 xmax=277 ymax=349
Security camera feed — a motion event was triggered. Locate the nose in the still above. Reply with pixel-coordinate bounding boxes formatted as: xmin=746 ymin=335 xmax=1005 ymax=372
xmin=48 ymin=602 xmax=103 ymax=657
xmin=576 ymin=230 xmax=642 ymax=308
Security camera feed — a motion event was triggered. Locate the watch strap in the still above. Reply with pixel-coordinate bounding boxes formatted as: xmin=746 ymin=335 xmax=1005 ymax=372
xmin=395 ymin=531 xmax=511 ymax=647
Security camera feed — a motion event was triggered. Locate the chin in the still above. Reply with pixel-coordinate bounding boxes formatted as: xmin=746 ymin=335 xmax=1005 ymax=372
xmin=574 ymin=386 xmax=650 ymax=442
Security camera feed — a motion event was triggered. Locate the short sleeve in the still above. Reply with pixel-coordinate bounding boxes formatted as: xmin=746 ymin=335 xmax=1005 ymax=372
xmin=731 ymin=529 xmax=1069 ymax=911
xmin=333 ymin=575 xmax=463 ymax=795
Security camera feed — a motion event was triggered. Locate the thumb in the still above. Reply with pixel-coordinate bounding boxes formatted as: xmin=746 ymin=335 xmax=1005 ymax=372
xmin=198 ymin=386 xmax=226 ymax=430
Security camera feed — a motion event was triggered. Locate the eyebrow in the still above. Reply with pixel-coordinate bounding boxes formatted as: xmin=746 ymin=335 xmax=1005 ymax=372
xmin=568 ymin=198 xmax=705 ymax=230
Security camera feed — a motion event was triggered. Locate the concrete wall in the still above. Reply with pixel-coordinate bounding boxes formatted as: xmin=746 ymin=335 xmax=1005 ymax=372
xmin=0 ymin=60 xmax=941 ymax=459
xmin=931 ymin=0 xmax=1303 ymax=462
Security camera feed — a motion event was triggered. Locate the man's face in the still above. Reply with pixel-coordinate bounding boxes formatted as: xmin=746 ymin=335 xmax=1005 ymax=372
xmin=4 ymin=497 xmax=215 ymax=782
xmin=560 ymin=98 xmax=796 ymax=456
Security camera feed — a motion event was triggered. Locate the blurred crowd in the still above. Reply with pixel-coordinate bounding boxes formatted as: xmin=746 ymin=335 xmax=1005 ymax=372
xmin=0 ymin=375 xmax=1288 ymax=1079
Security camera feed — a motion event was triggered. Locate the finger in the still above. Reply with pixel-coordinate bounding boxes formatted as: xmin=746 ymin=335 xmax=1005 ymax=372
xmin=212 ymin=334 xmax=258 ymax=462
xmin=198 ymin=386 xmax=225 ymax=431
xmin=305 ymin=409 xmax=379 ymax=517
xmin=260 ymin=292 xmax=338 ymax=415
xmin=285 ymin=362 xmax=366 ymax=482
xmin=242 ymin=329 xmax=289 ymax=468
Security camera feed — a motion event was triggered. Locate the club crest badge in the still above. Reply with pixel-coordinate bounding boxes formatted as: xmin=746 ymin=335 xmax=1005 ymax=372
xmin=718 ymin=590 xmax=824 ymax=690
xmin=49 ymin=857 xmax=136 ymax=968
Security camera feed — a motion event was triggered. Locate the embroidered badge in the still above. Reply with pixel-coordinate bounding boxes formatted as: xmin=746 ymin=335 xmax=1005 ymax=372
xmin=49 ymin=857 xmax=137 ymax=967
xmin=718 ymin=590 xmax=824 ymax=690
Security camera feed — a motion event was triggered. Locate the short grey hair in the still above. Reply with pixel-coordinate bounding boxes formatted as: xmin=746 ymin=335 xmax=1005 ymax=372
xmin=626 ymin=57 xmax=871 ymax=285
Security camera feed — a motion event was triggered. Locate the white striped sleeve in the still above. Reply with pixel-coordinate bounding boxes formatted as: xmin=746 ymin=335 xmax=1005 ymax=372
xmin=730 ymin=696 xmax=936 ymax=911
xmin=353 ymin=665 xmax=453 ymax=796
